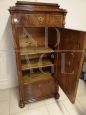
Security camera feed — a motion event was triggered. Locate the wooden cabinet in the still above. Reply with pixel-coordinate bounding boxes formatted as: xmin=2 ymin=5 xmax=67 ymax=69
xmin=9 ymin=1 xmax=86 ymax=108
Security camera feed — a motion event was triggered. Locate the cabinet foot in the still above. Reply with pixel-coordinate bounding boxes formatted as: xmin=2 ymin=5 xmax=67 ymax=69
xmin=19 ymin=100 xmax=25 ymax=108
xmin=55 ymin=93 xmax=60 ymax=99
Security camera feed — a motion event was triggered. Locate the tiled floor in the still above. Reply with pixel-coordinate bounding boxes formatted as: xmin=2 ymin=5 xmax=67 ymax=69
xmin=0 ymin=79 xmax=86 ymax=115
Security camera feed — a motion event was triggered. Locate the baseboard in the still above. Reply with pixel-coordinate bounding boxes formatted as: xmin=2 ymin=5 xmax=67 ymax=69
xmin=0 ymin=78 xmax=18 ymax=89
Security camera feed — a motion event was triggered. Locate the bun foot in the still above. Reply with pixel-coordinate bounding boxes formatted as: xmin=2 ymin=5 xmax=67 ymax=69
xmin=55 ymin=93 xmax=60 ymax=99
xmin=19 ymin=100 xmax=25 ymax=108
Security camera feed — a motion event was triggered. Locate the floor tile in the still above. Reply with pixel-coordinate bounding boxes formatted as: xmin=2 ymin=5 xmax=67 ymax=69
xmin=0 ymin=89 xmax=10 ymax=101
xmin=29 ymin=106 xmax=49 ymax=115
xmin=0 ymin=101 xmax=9 ymax=115
xmin=56 ymin=100 xmax=70 ymax=115
xmin=77 ymin=95 xmax=86 ymax=111
xmin=9 ymin=87 xmax=28 ymax=114
xmin=46 ymin=102 xmax=63 ymax=115
xmin=0 ymin=79 xmax=86 ymax=115
xmin=10 ymin=110 xmax=29 ymax=115
xmin=28 ymin=100 xmax=45 ymax=110
xmin=59 ymin=87 xmax=68 ymax=101
xmin=10 ymin=87 xmax=19 ymax=100
xmin=61 ymin=99 xmax=86 ymax=115
xmin=12 ymin=106 xmax=49 ymax=115
xmin=44 ymin=98 xmax=56 ymax=105
xmin=76 ymin=79 xmax=86 ymax=97
xmin=79 ymin=79 xmax=86 ymax=88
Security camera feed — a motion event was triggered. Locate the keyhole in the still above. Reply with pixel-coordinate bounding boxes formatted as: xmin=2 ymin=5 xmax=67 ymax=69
xmin=26 ymin=35 xmax=29 ymax=39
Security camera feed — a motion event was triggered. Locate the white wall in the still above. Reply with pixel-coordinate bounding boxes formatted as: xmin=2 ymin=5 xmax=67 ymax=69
xmin=0 ymin=0 xmax=36 ymax=89
xmin=0 ymin=0 xmax=86 ymax=89
xmin=37 ymin=0 xmax=86 ymax=31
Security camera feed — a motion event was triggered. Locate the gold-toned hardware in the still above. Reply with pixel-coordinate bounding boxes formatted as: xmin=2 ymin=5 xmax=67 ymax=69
xmin=37 ymin=16 xmax=44 ymax=23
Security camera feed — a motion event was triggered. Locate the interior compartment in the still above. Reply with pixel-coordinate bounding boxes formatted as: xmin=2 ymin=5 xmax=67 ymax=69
xmin=21 ymin=53 xmax=54 ymax=61
xmin=20 ymin=47 xmax=54 ymax=55
xmin=22 ymin=67 xmax=54 ymax=76
xmin=23 ymin=68 xmax=56 ymax=101
xmin=21 ymin=58 xmax=54 ymax=70
xmin=23 ymin=72 xmax=54 ymax=84
xmin=19 ymin=27 xmax=46 ymax=48
xmin=23 ymin=76 xmax=56 ymax=101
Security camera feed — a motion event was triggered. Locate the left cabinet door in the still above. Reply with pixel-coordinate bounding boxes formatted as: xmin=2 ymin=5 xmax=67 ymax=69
xmin=55 ymin=28 xmax=86 ymax=103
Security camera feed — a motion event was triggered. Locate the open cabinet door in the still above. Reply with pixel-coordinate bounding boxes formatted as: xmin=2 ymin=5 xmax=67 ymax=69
xmin=56 ymin=28 xmax=86 ymax=103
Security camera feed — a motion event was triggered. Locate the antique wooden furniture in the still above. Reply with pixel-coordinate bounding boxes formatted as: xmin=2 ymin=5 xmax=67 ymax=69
xmin=9 ymin=1 xmax=86 ymax=108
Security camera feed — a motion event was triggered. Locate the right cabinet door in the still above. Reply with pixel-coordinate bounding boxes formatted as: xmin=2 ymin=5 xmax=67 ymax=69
xmin=56 ymin=28 xmax=86 ymax=103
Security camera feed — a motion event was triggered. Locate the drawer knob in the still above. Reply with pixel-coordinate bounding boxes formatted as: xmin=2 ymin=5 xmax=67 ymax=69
xmin=37 ymin=16 xmax=44 ymax=23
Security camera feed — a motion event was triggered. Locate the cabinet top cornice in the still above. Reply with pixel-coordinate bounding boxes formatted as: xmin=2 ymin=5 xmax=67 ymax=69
xmin=9 ymin=1 xmax=67 ymax=14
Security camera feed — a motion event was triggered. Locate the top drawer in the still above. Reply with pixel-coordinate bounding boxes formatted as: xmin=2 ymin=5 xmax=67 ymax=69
xmin=11 ymin=14 xmax=63 ymax=27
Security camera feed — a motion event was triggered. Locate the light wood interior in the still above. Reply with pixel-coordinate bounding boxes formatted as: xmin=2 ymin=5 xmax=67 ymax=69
xmin=19 ymin=28 xmax=45 ymax=48
xmin=23 ymin=72 xmax=53 ymax=84
xmin=20 ymin=47 xmax=54 ymax=55
xmin=21 ymin=53 xmax=48 ymax=60
xmin=21 ymin=58 xmax=54 ymax=70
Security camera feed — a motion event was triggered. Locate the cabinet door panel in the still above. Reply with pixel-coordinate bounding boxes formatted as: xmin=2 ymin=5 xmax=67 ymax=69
xmin=56 ymin=28 xmax=86 ymax=103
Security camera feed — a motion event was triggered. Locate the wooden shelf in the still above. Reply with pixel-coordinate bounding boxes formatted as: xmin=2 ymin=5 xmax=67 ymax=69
xmin=20 ymin=47 xmax=54 ymax=55
xmin=21 ymin=58 xmax=54 ymax=70
xmin=21 ymin=53 xmax=48 ymax=60
xmin=23 ymin=72 xmax=53 ymax=84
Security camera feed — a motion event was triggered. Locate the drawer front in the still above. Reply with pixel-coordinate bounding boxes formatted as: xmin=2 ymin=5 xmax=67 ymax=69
xmin=12 ymin=14 xmax=63 ymax=27
xmin=48 ymin=15 xmax=63 ymax=27
xmin=12 ymin=14 xmax=47 ymax=27
xmin=24 ymin=79 xmax=56 ymax=101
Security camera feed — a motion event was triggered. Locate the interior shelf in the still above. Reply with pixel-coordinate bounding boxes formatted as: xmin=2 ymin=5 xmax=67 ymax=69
xmin=21 ymin=58 xmax=54 ymax=70
xmin=21 ymin=53 xmax=48 ymax=60
xmin=20 ymin=47 xmax=54 ymax=55
xmin=23 ymin=72 xmax=53 ymax=84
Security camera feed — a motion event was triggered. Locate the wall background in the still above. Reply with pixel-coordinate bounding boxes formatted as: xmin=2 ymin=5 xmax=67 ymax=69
xmin=0 ymin=0 xmax=86 ymax=89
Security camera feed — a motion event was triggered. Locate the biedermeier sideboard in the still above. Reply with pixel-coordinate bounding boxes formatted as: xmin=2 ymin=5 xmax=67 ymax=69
xmin=9 ymin=1 xmax=86 ymax=108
